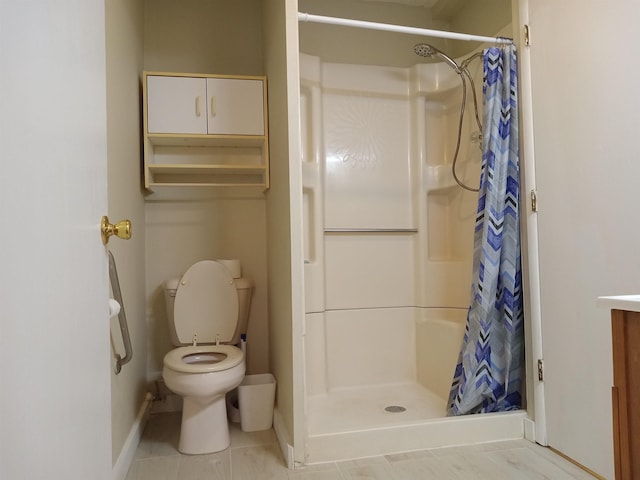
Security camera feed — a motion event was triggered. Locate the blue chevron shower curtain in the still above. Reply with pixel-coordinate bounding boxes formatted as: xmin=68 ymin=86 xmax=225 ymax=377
xmin=448 ymin=45 xmax=523 ymax=415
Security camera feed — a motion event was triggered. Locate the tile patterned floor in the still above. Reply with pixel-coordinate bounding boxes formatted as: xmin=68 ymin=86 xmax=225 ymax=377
xmin=126 ymin=412 xmax=597 ymax=480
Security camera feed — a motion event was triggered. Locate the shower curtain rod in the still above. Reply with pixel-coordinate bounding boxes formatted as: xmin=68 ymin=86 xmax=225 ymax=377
xmin=298 ymin=12 xmax=513 ymax=45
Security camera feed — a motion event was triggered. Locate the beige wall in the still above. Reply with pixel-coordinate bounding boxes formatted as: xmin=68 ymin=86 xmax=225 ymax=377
xmin=298 ymin=0 xmax=449 ymax=67
xmin=448 ymin=0 xmax=511 ymax=57
xmin=144 ymin=0 xmax=263 ymax=76
xmin=298 ymin=0 xmax=510 ymax=66
xmin=142 ymin=0 xmax=270 ymax=378
xmin=105 ymin=0 xmax=147 ymax=466
xmin=525 ymin=0 xmax=640 ymax=477
xmin=262 ymin=0 xmax=306 ymax=463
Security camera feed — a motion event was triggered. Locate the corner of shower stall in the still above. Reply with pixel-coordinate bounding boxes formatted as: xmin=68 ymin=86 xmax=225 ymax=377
xmin=299 ymin=52 xmax=526 ymax=465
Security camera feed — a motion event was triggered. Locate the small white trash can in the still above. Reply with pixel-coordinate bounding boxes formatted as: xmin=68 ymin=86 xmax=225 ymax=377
xmin=238 ymin=373 xmax=276 ymax=432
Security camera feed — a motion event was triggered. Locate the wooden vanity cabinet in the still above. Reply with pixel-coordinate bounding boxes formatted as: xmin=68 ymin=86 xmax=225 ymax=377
xmin=611 ymin=309 xmax=640 ymax=479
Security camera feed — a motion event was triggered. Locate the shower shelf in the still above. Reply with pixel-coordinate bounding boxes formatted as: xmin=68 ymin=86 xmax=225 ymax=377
xmin=425 ymin=165 xmax=457 ymax=191
xmin=142 ymin=72 xmax=269 ymax=191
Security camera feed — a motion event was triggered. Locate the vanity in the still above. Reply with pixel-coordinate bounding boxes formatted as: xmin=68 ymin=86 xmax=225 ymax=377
xmin=598 ymin=295 xmax=640 ymax=480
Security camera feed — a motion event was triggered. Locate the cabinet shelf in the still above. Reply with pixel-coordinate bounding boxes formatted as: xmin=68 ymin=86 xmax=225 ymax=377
xmin=143 ymin=71 xmax=269 ymax=192
xmin=147 ymin=164 xmax=267 ymax=188
xmin=149 ymin=164 xmax=267 ymax=175
xmin=147 ymin=133 xmax=266 ymax=148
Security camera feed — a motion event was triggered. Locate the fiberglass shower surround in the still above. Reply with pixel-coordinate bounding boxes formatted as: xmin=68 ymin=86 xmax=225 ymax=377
xmin=299 ymin=52 xmax=526 ymax=464
xmin=300 ymin=54 xmax=484 ymax=386
xmin=298 ymin=12 xmax=522 ymax=465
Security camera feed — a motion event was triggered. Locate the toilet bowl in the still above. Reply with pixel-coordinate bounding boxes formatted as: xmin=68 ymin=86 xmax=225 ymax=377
xmin=161 ymin=260 xmax=253 ymax=454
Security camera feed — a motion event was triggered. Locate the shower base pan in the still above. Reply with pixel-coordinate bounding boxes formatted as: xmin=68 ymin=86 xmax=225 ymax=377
xmin=305 ymin=382 xmax=527 ymax=465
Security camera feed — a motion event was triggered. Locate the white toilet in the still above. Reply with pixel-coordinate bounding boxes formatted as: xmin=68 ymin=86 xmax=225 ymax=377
xmin=162 ymin=259 xmax=253 ymax=454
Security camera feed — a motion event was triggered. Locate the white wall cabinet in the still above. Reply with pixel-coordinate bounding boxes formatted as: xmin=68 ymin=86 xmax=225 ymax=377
xmin=147 ymin=76 xmax=207 ymax=134
xmin=143 ymin=72 xmax=269 ymax=190
xmin=206 ymin=78 xmax=264 ymax=135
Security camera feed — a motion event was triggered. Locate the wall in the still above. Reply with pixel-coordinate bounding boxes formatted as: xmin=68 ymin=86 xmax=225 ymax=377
xmin=298 ymin=0 xmax=511 ymax=66
xmin=447 ymin=0 xmax=512 ymax=57
xmin=525 ymin=0 xmax=640 ymax=477
xmin=298 ymin=0 xmax=450 ymax=67
xmin=262 ymin=0 xmax=306 ymax=466
xmin=144 ymin=0 xmax=263 ymax=76
xmin=142 ymin=0 xmax=270 ymax=378
xmin=105 ymin=0 xmax=148 ymax=466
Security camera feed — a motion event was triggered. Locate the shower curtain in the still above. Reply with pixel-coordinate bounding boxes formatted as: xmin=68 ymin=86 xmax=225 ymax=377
xmin=448 ymin=45 xmax=523 ymax=415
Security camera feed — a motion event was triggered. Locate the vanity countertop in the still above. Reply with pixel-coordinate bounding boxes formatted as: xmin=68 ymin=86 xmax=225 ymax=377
xmin=598 ymin=295 xmax=640 ymax=313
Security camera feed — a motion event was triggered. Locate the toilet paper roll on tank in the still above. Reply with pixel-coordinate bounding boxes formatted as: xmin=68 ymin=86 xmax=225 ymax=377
xmin=216 ymin=259 xmax=241 ymax=279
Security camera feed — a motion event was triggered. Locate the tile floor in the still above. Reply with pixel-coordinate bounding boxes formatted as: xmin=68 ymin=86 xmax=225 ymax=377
xmin=126 ymin=412 xmax=597 ymax=480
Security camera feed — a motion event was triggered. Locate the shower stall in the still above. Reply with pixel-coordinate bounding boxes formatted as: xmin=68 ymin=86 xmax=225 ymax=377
xmin=299 ymin=36 xmax=526 ymax=463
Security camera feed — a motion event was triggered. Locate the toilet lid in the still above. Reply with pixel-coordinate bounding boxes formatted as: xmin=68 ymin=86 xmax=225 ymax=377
xmin=174 ymin=260 xmax=238 ymax=344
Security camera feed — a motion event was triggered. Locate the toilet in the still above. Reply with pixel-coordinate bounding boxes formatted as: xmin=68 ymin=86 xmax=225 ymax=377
xmin=162 ymin=259 xmax=253 ymax=454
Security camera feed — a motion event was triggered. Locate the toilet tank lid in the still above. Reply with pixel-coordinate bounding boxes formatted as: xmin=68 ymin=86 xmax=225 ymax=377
xmin=164 ymin=277 xmax=180 ymax=291
xmin=165 ymin=275 xmax=252 ymax=291
xmin=234 ymin=277 xmax=253 ymax=289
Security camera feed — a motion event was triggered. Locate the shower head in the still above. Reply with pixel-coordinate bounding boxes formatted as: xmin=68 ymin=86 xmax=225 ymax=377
xmin=413 ymin=43 xmax=461 ymax=73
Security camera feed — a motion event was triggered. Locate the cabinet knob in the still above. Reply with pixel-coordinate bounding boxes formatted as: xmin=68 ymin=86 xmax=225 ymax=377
xmin=101 ymin=216 xmax=132 ymax=244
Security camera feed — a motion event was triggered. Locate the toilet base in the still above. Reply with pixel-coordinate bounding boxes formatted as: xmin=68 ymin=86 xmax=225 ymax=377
xmin=178 ymin=395 xmax=230 ymax=454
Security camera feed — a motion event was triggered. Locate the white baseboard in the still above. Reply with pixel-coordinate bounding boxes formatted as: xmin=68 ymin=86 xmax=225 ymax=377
xmin=523 ymin=417 xmax=536 ymax=442
xmin=112 ymin=392 xmax=153 ymax=480
xmin=272 ymin=408 xmax=294 ymax=469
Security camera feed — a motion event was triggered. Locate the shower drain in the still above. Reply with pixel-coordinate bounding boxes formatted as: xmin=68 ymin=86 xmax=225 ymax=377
xmin=384 ymin=405 xmax=406 ymax=413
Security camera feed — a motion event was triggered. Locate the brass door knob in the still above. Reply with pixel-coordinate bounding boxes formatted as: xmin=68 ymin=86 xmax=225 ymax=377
xmin=101 ymin=216 xmax=132 ymax=244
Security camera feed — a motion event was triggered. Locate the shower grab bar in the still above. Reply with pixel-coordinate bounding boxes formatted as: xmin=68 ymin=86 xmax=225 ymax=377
xmin=324 ymin=228 xmax=418 ymax=233
xmin=108 ymin=250 xmax=133 ymax=374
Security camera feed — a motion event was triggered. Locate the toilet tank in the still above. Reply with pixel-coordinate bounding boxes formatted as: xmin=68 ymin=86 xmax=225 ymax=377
xmin=232 ymin=277 xmax=253 ymax=345
xmin=163 ymin=277 xmax=181 ymax=346
xmin=163 ymin=274 xmax=253 ymax=347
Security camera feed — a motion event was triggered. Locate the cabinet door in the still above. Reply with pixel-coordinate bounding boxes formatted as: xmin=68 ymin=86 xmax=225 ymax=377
xmin=612 ymin=310 xmax=640 ymax=479
xmin=147 ymin=76 xmax=207 ymax=134
xmin=206 ymin=78 xmax=264 ymax=135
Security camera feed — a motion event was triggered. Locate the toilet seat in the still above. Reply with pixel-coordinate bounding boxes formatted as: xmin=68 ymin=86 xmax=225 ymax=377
xmin=164 ymin=345 xmax=244 ymax=374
